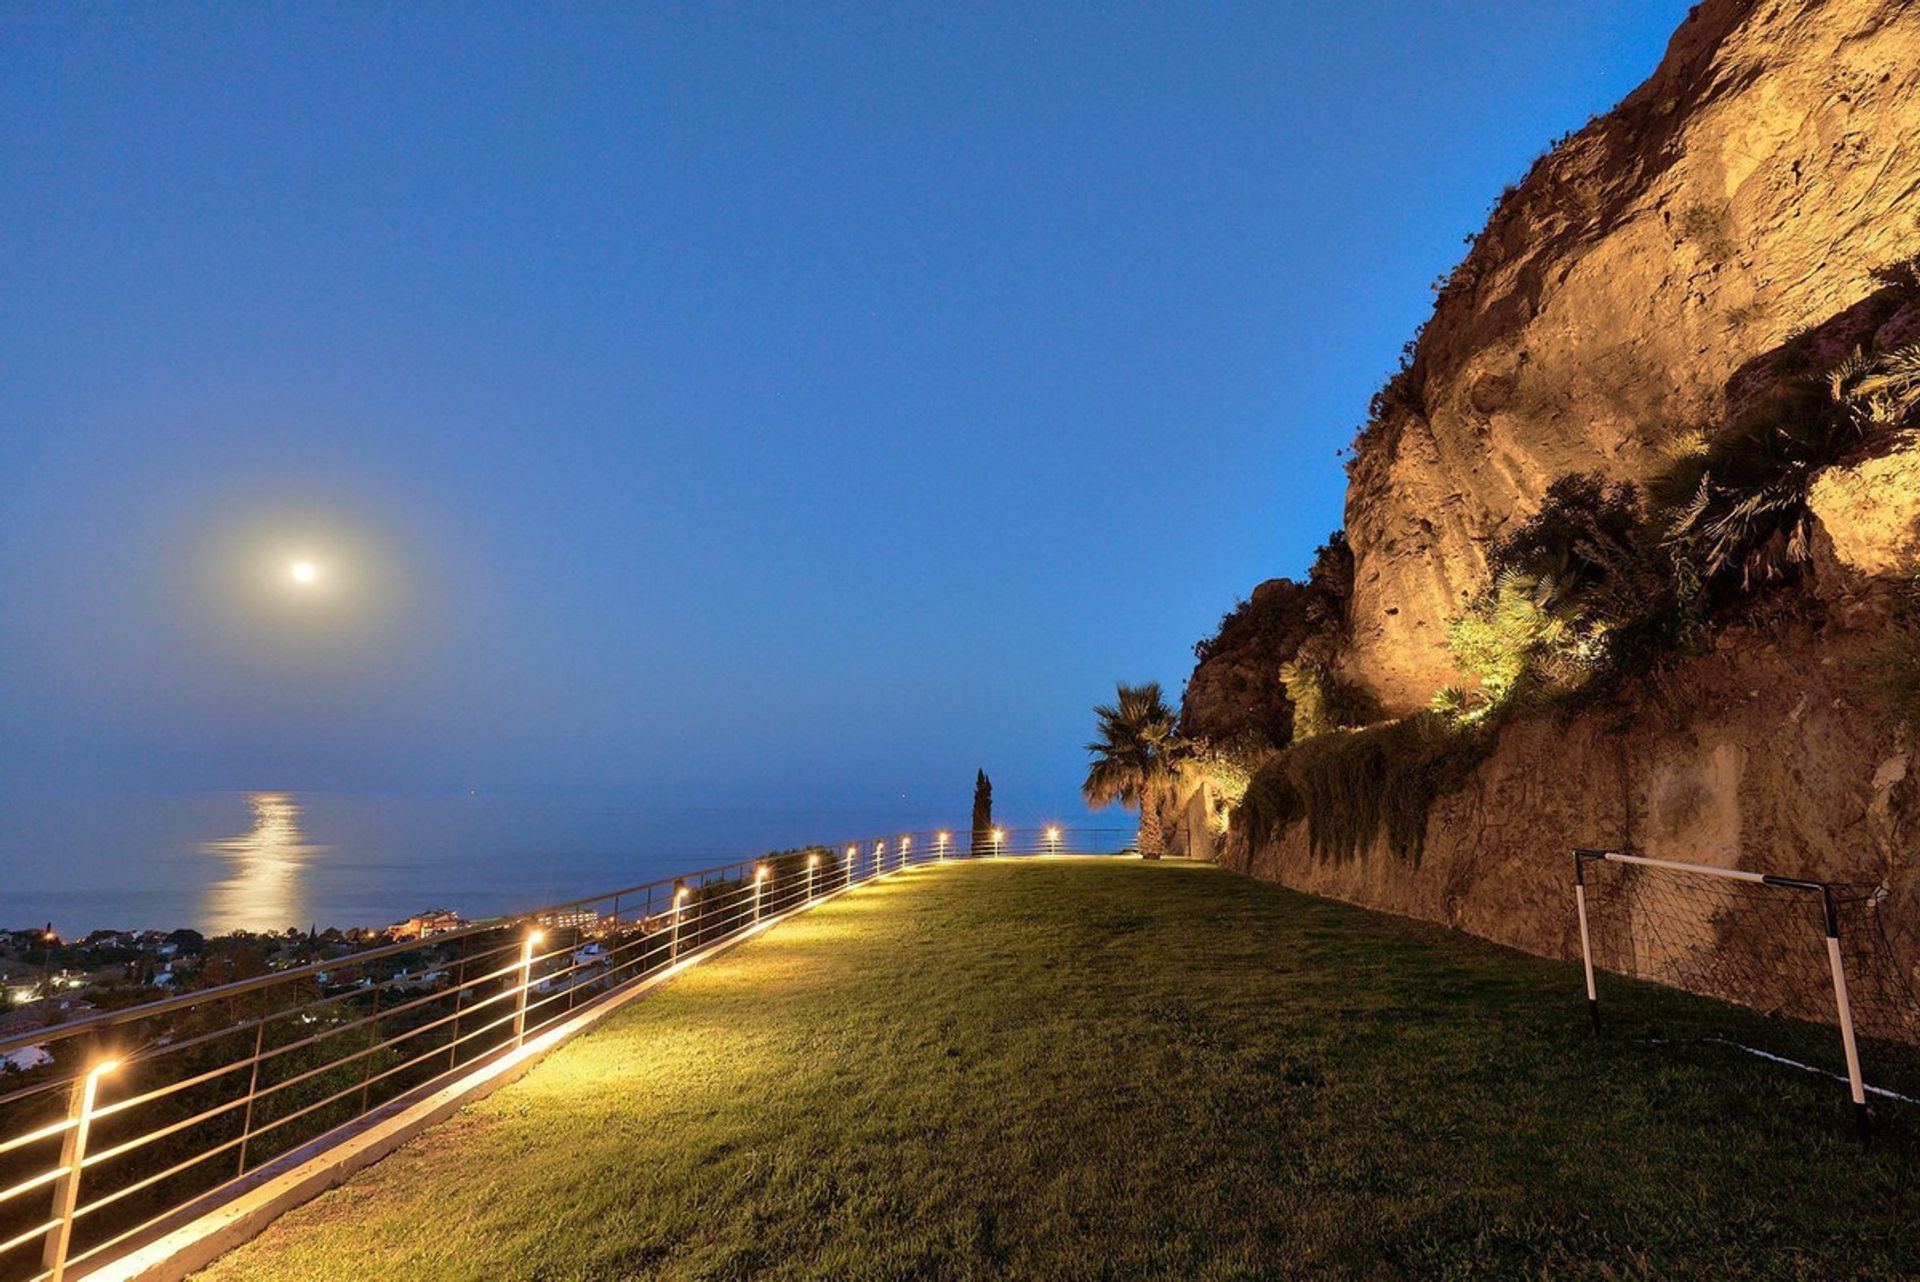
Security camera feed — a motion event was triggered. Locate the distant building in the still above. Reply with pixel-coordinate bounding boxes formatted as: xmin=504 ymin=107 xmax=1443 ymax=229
xmin=388 ymin=910 xmax=465 ymax=941
xmin=537 ymin=908 xmax=600 ymax=932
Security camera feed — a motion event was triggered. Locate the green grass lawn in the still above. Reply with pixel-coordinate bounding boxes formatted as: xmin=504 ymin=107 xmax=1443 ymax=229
xmin=197 ymin=859 xmax=1920 ymax=1280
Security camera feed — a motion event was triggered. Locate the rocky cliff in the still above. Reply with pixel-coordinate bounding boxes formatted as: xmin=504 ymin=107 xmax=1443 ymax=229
xmin=1343 ymin=0 xmax=1920 ymax=712
xmin=1182 ymin=0 xmax=1920 ymax=1010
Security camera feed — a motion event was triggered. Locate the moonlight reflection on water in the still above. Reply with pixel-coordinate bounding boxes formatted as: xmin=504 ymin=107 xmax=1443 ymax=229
xmin=198 ymin=792 xmax=328 ymax=933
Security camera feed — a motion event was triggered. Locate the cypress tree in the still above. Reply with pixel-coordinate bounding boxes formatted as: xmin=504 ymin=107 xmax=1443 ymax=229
xmin=970 ymin=769 xmax=992 ymax=855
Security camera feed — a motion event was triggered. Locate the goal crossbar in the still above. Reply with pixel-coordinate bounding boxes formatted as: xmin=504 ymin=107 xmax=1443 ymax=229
xmin=1572 ymin=847 xmax=1870 ymax=1147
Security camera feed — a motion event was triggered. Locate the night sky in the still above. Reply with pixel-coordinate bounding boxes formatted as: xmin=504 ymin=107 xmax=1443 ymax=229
xmin=1 ymin=3 xmax=1690 ymax=825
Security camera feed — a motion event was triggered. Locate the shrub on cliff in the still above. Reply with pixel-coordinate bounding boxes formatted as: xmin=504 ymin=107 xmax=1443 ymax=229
xmin=1192 ymin=533 xmax=1351 ymax=667
xmin=1442 ymin=473 xmax=1697 ymax=717
xmin=1235 ymin=713 xmax=1487 ymax=864
xmin=1656 ymin=342 xmax=1920 ymax=595
xmin=1278 ymin=649 xmax=1378 ymax=741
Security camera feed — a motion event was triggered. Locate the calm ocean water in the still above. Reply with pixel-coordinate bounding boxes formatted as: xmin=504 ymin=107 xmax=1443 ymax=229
xmin=0 ymin=791 xmax=1006 ymax=935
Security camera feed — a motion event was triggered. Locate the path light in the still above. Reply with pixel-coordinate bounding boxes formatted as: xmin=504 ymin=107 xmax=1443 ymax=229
xmin=846 ymin=845 xmax=857 ymax=887
xmin=874 ymin=840 xmax=886 ymax=877
xmin=1046 ymin=826 xmax=1061 ymax=855
xmin=992 ymin=828 xmax=1005 ymax=857
xmin=671 ymin=887 xmax=690 ymax=961
xmin=753 ymin=864 xmax=768 ymax=922
xmin=937 ymin=831 xmax=950 ymax=861
xmin=900 ymin=835 xmax=911 ymax=869
xmin=807 ymin=852 xmax=819 ymax=902
xmin=514 ymin=930 xmax=544 ymax=1046
xmin=45 ymin=1058 xmax=121 ymax=1281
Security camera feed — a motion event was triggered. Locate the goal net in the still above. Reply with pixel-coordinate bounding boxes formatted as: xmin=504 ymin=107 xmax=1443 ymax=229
xmin=1573 ymin=848 xmax=1920 ymax=1144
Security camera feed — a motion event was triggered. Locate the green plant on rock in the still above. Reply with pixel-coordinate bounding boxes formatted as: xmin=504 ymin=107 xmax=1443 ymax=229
xmin=1656 ymin=342 xmax=1920 ymax=594
xmin=1444 ymin=472 xmax=1701 ymax=719
xmin=1234 ymin=713 xmax=1488 ymax=864
xmin=1445 ymin=571 xmax=1601 ymax=712
xmin=1278 ymin=648 xmax=1377 ymax=742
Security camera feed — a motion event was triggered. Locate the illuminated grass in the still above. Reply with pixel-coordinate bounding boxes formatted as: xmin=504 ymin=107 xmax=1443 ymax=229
xmin=198 ymin=860 xmax=1920 ymax=1280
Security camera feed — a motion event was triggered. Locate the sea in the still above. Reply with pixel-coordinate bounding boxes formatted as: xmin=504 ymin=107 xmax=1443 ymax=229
xmin=0 ymin=791 xmax=1004 ymax=936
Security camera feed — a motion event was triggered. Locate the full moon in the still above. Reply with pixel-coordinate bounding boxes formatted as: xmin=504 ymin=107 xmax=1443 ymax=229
xmin=290 ymin=561 xmax=318 ymax=584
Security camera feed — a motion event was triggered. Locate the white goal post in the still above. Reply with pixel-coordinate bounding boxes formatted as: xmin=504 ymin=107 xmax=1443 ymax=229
xmin=1573 ymin=847 xmax=1871 ymax=1147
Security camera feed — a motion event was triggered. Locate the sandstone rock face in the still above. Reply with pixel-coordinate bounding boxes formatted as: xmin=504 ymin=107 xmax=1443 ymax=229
xmin=1180 ymin=578 xmax=1322 ymax=747
xmin=1810 ymin=432 xmax=1920 ymax=587
xmin=1343 ymin=0 xmax=1920 ymax=712
xmin=1225 ymin=629 xmax=1920 ymax=1002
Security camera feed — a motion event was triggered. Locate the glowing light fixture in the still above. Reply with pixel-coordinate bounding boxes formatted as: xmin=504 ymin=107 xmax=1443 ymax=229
xmin=290 ymin=561 xmax=318 ymax=584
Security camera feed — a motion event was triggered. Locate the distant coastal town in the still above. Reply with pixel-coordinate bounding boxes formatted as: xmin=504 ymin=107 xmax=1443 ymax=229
xmin=0 ymin=907 xmax=480 ymax=1069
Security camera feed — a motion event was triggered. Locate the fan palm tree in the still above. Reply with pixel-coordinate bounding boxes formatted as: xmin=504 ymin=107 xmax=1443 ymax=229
xmin=1083 ymin=681 xmax=1189 ymax=858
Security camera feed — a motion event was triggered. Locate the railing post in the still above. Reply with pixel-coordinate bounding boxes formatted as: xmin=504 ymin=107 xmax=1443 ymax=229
xmin=1822 ymin=888 xmax=1871 ymax=1148
xmin=900 ymin=836 xmax=911 ymax=870
xmin=43 ymin=1058 xmax=117 ymax=1282
xmin=1573 ymin=852 xmax=1598 ymax=1034
xmin=671 ymin=885 xmax=689 ymax=961
xmin=514 ymin=929 xmax=543 ymax=1048
xmin=448 ymin=940 xmax=470 ymax=1071
xmin=358 ymin=977 xmax=384 ymax=1115
xmin=753 ymin=865 xmax=767 ymax=923
xmin=236 ymin=1013 xmax=268 ymax=1175
xmin=845 ymin=846 xmax=856 ymax=888
xmin=806 ymin=854 xmax=818 ymax=903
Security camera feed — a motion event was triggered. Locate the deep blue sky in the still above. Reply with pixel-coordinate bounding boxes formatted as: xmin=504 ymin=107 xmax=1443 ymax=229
xmin=0 ymin=2 xmax=1690 ymax=827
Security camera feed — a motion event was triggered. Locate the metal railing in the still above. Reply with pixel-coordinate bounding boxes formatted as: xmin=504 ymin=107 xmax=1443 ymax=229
xmin=0 ymin=825 xmax=1134 ymax=1280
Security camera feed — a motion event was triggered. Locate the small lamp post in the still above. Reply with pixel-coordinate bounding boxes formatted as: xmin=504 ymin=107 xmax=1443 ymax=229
xmin=514 ymin=930 xmax=544 ymax=1047
xmin=43 ymin=1057 xmax=119 ymax=1282
xmin=753 ymin=864 xmax=768 ymax=923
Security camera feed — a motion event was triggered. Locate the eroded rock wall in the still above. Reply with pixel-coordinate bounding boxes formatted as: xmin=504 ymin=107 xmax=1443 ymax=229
xmin=1344 ymin=0 xmax=1920 ymax=712
xmin=1227 ymin=625 xmax=1920 ymax=974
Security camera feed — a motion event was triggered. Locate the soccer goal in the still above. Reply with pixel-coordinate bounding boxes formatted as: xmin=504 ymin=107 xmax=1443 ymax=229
xmin=1573 ymin=847 xmax=1920 ymax=1146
